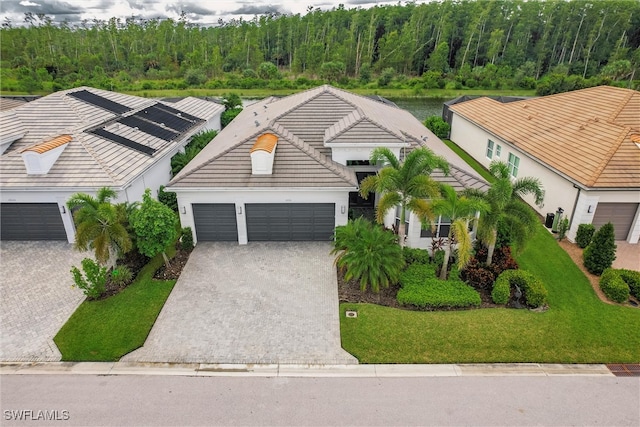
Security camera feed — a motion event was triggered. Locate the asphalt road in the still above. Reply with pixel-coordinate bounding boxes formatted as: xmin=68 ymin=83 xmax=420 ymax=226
xmin=1 ymin=375 xmax=639 ymax=426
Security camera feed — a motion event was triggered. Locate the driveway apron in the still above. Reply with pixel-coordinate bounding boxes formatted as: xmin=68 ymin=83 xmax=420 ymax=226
xmin=0 ymin=242 xmax=86 ymax=361
xmin=122 ymin=242 xmax=357 ymax=364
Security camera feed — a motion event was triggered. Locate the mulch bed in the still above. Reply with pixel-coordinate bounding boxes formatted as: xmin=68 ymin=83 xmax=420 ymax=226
xmin=153 ymin=245 xmax=192 ymax=280
xmin=97 ymin=244 xmax=193 ymax=300
xmin=338 ymin=266 xmax=504 ymax=311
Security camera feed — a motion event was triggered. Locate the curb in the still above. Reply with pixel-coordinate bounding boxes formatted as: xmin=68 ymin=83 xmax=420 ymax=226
xmin=0 ymin=362 xmax=615 ymax=377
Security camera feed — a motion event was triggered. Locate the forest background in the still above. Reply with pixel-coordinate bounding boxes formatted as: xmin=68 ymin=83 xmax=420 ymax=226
xmin=1 ymin=0 xmax=638 ymax=97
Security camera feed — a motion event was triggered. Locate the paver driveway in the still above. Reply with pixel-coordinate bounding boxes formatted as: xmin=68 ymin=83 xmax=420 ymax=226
xmin=123 ymin=242 xmax=357 ymax=364
xmin=0 ymin=242 xmax=85 ymax=361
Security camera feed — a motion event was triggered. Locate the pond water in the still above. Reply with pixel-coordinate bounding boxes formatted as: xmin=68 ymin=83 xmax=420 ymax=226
xmin=388 ymin=97 xmax=453 ymax=121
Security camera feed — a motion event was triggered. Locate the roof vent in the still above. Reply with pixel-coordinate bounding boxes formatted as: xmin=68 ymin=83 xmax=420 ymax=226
xmin=255 ymin=120 xmax=260 ymax=127
xmin=250 ymin=133 xmax=278 ymax=175
xmin=20 ymin=134 xmax=71 ymax=175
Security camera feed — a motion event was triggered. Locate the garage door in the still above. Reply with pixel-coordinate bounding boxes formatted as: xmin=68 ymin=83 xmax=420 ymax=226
xmin=246 ymin=203 xmax=335 ymax=241
xmin=193 ymin=204 xmax=238 ymax=241
xmin=1 ymin=203 xmax=67 ymax=241
xmin=592 ymin=203 xmax=639 ymax=240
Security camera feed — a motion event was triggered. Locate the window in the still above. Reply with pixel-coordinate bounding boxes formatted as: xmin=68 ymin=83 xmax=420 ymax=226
xmin=495 ymin=144 xmax=501 ymax=157
xmin=346 ymin=160 xmax=371 ymax=166
xmin=486 ymin=140 xmax=494 ymax=158
xmin=508 ymin=153 xmax=520 ymax=178
xmin=420 ymin=216 xmax=451 ymax=238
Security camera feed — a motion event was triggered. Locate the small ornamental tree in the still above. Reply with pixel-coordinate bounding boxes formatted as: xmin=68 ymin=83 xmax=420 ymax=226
xmin=583 ymin=222 xmax=617 ymax=275
xmin=130 ymin=189 xmax=178 ymax=268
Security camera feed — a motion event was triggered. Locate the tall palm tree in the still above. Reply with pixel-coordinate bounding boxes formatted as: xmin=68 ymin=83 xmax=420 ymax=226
xmin=359 ymin=147 xmax=449 ymax=247
xmin=430 ymin=184 xmax=489 ymax=280
xmin=67 ymin=187 xmax=132 ymax=270
xmin=466 ymin=160 xmax=544 ymax=266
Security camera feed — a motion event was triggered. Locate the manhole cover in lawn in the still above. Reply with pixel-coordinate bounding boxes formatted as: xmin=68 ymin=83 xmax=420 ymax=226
xmin=606 ymin=364 xmax=640 ymax=377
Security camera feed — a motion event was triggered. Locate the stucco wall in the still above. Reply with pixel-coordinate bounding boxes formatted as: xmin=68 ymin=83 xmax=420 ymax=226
xmin=173 ymin=188 xmax=351 ymax=244
xmin=450 ymin=112 xmax=639 ymax=244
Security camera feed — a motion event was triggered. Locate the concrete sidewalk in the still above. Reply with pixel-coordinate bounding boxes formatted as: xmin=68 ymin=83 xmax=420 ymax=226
xmin=0 ymin=362 xmax=615 ymax=377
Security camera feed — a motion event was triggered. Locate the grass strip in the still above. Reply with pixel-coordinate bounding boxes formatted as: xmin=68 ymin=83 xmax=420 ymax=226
xmin=54 ymin=247 xmax=176 ymax=361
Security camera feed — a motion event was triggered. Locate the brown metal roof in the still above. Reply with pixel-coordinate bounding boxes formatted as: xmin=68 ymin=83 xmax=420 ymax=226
xmin=450 ymin=86 xmax=640 ymax=188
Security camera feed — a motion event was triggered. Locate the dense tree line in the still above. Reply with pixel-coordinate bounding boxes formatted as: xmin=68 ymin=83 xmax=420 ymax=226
xmin=1 ymin=0 xmax=638 ymax=94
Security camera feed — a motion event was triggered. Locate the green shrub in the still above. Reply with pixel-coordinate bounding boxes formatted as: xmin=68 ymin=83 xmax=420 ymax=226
xmin=599 ymin=268 xmax=630 ymax=303
xmin=557 ymin=217 xmax=569 ymax=241
xmin=575 ymin=223 xmax=595 ymax=248
xmin=221 ymin=107 xmax=242 ymax=128
xmin=397 ymin=276 xmax=481 ymax=309
xmin=158 ymin=185 xmax=178 ymax=212
xmin=402 ymin=247 xmax=430 ymax=265
xmin=181 ymin=227 xmax=194 ymax=251
xmin=619 ymin=269 xmax=640 ymax=299
xmin=583 ymin=223 xmax=617 ymax=275
xmin=423 ymin=116 xmax=451 ymax=139
xmin=492 ymin=270 xmax=548 ymax=308
xmin=71 ymin=258 xmax=108 ymax=300
xmin=110 ymin=265 xmax=133 ymax=286
xmin=491 ymin=273 xmax=511 ymax=304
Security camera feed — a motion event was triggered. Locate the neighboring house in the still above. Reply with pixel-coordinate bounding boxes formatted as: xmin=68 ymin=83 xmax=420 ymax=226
xmin=167 ymin=85 xmax=488 ymax=247
xmin=449 ymin=85 xmax=640 ymax=244
xmin=0 ymin=86 xmax=224 ymax=243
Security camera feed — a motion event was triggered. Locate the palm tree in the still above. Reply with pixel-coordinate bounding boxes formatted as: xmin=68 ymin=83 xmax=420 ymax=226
xmin=430 ymin=184 xmax=489 ymax=280
xmin=359 ymin=147 xmax=449 ymax=247
xmin=67 ymin=187 xmax=132 ymax=270
xmin=466 ymin=160 xmax=544 ymax=266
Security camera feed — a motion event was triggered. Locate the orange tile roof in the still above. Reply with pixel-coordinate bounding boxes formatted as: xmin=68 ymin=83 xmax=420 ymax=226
xmin=22 ymin=134 xmax=72 ymax=154
xmin=450 ymin=86 xmax=640 ymax=188
xmin=250 ymin=133 xmax=278 ymax=153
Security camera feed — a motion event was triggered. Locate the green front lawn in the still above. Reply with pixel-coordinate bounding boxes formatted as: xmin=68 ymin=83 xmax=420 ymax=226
xmin=54 ymin=252 xmax=176 ymax=361
xmin=340 ymin=225 xmax=640 ymax=363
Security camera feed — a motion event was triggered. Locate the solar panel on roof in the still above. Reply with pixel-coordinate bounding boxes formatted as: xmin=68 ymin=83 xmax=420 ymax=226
xmin=135 ymin=105 xmax=195 ymax=132
xmin=68 ymin=90 xmax=133 ymax=115
xmin=155 ymin=103 xmax=202 ymax=122
xmin=89 ymin=128 xmax=156 ymax=156
xmin=118 ymin=115 xmax=179 ymax=141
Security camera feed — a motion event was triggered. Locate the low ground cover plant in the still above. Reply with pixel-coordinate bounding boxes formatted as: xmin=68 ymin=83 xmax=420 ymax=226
xmin=397 ymin=263 xmax=481 ymax=309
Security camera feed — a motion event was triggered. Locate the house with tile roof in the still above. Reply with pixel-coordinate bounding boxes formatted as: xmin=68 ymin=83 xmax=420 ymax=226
xmin=449 ymin=85 xmax=640 ymax=244
xmin=0 ymin=86 xmax=224 ymax=242
xmin=167 ymin=85 xmax=488 ymax=247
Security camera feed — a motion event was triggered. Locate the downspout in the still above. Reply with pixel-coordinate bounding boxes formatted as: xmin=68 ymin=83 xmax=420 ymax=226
xmin=569 ymin=184 xmax=581 ymax=230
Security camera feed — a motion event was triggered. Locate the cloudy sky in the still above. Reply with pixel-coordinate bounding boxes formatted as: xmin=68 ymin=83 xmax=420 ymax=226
xmin=1 ymin=0 xmax=431 ymax=27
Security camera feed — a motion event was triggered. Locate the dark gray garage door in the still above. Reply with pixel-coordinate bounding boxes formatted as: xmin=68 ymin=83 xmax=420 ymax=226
xmin=193 ymin=204 xmax=238 ymax=241
xmin=1 ymin=203 xmax=67 ymax=240
xmin=592 ymin=202 xmax=639 ymax=240
xmin=246 ymin=203 xmax=335 ymax=241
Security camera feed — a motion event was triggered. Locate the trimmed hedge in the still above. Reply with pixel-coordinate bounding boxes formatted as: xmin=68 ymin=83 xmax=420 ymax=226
xmin=398 ymin=264 xmax=480 ymax=309
xmin=492 ymin=270 xmax=548 ymax=308
xmin=575 ymin=223 xmax=595 ymax=248
xmin=491 ymin=274 xmax=511 ymax=304
xmin=599 ymin=268 xmax=630 ymax=303
xmin=619 ymin=269 xmax=640 ymax=299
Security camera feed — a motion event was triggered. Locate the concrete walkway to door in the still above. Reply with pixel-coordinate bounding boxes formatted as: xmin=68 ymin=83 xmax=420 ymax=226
xmin=123 ymin=242 xmax=357 ymax=365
